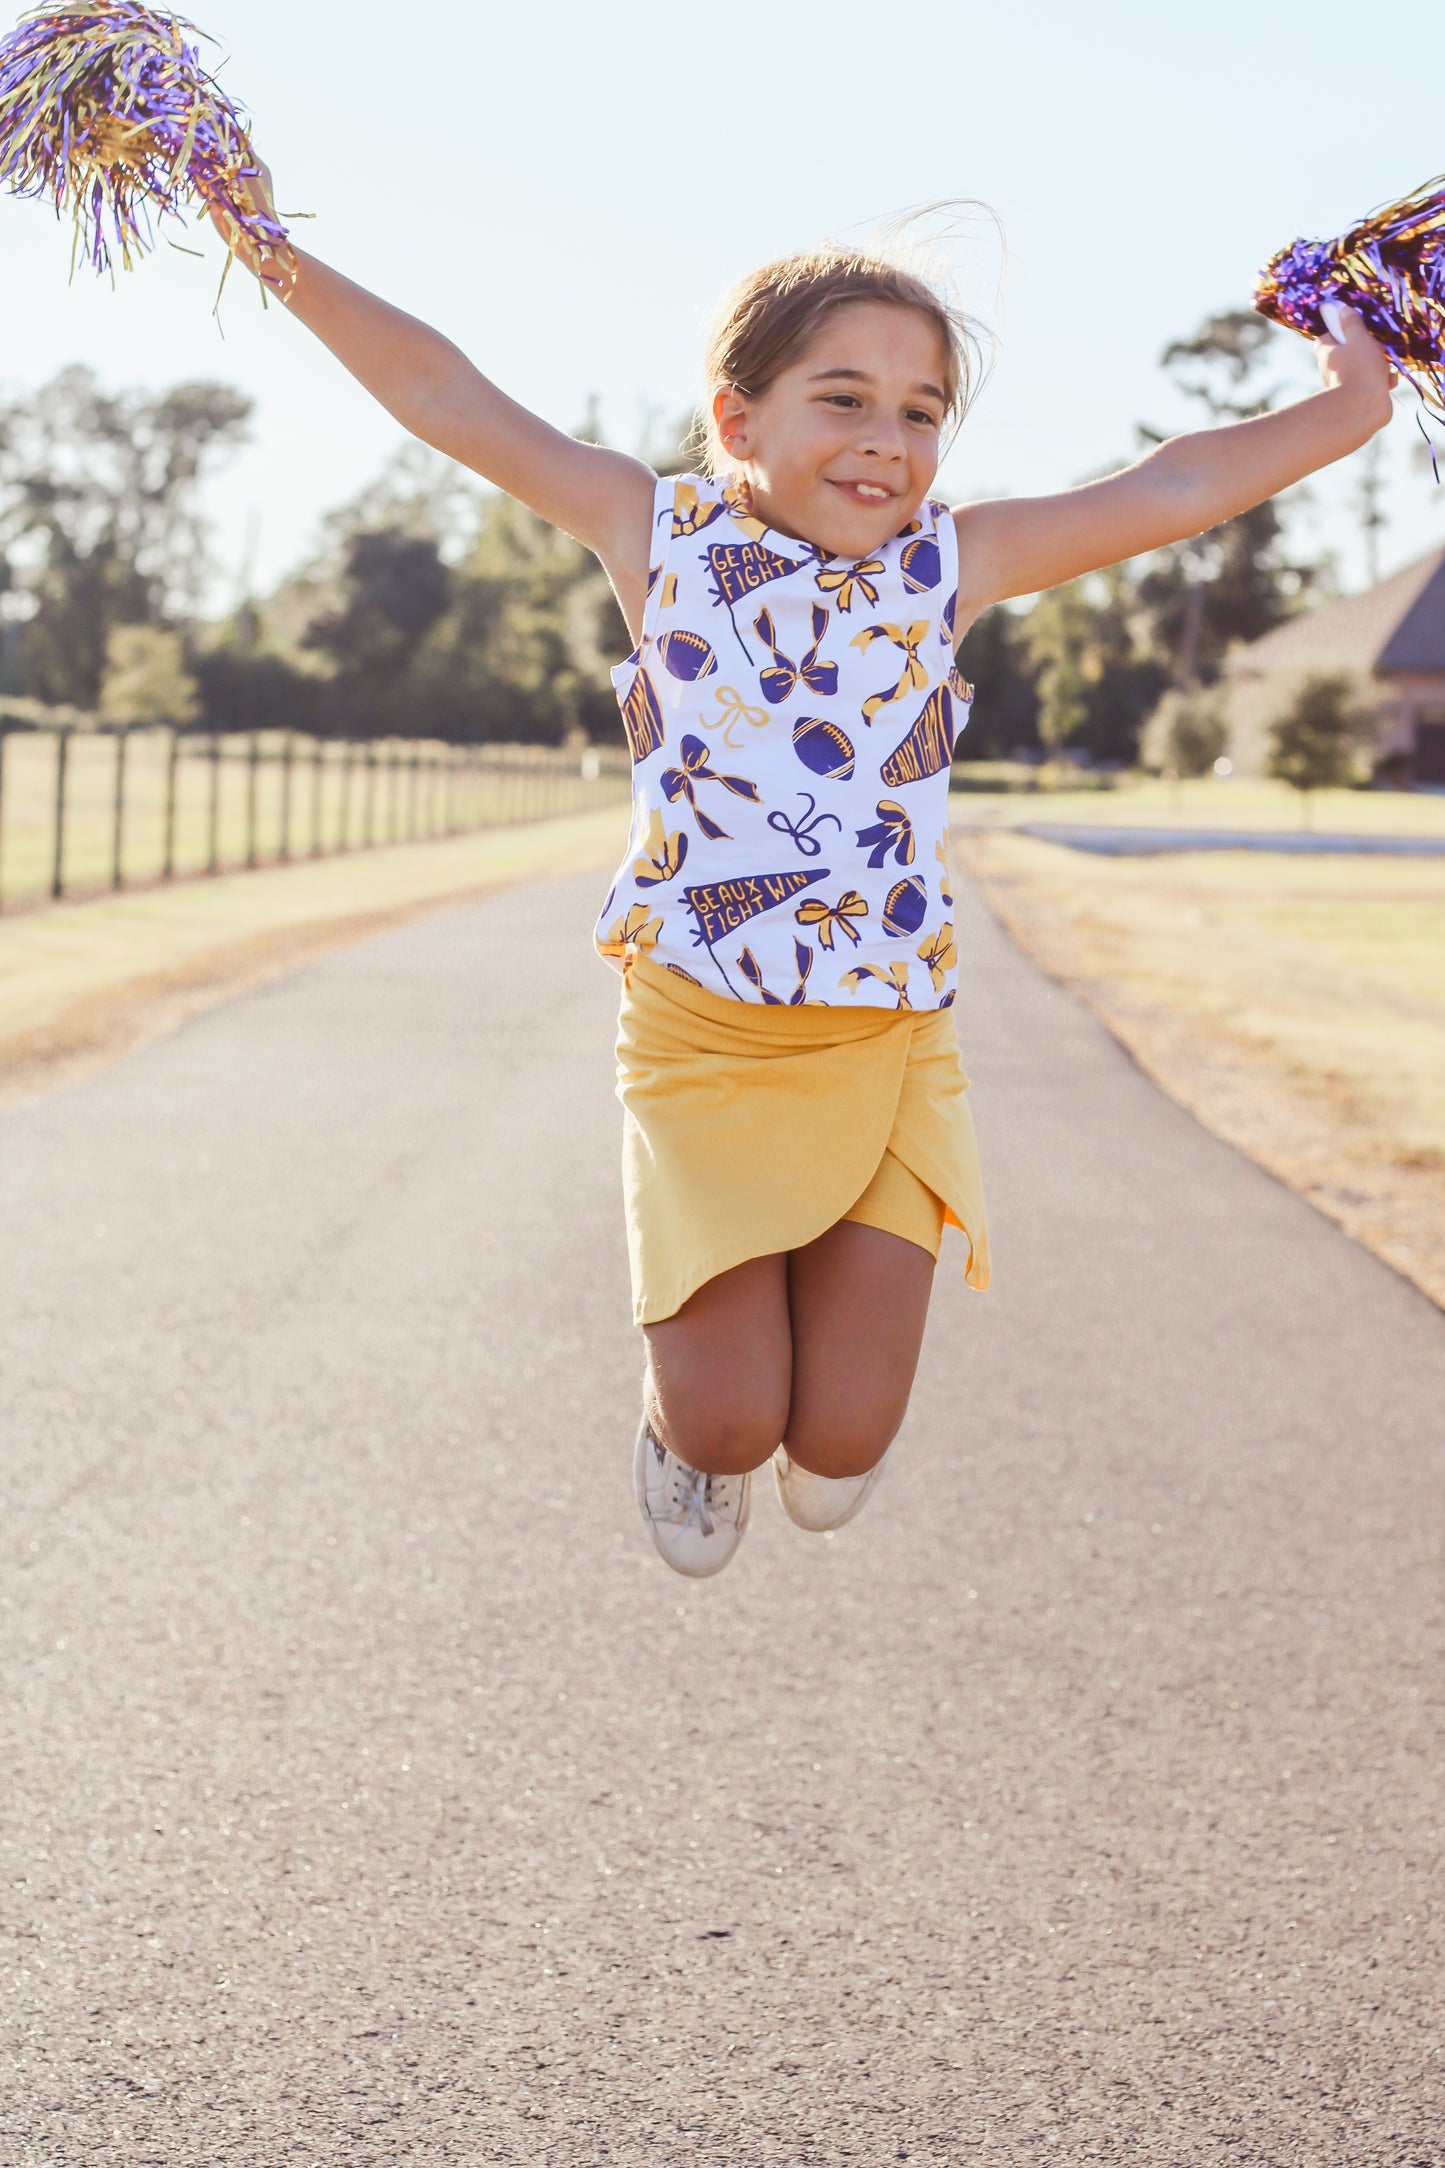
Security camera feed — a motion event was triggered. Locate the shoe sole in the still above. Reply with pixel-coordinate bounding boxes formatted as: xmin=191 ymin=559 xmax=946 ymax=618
xmin=772 ymin=1450 xmax=885 ymax=1533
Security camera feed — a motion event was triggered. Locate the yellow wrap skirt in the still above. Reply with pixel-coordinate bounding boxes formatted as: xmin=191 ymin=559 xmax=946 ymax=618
xmin=615 ymin=954 xmax=991 ymax=1326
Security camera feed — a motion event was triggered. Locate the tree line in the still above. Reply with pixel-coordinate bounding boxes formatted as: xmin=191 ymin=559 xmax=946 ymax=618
xmin=0 ymin=314 xmax=1350 ymax=762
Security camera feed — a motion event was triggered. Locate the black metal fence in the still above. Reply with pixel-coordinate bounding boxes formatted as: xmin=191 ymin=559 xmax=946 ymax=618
xmin=0 ymin=723 xmax=631 ymax=913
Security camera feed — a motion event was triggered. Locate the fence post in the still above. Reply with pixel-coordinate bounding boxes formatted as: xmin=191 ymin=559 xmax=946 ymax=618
xmin=162 ymin=728 xmax=179 ymax=880
xmin=444 ymin=745 xmax=457 ymax=836
xmin=338 ymin=740 xmax=354 ymax=850
xmin=364 ymin=740 xmax=377 ymax=848
xmin=389 ymin=743 xmax=400 ymax=842
xmin=50 ymin=726 xmax=71 ymax=900
xmin=280 ymin=731 xmax=294 ymax=863
xmin=0 ymin=725 xmax=7 ymax=912
xmin=409 ymin=747 xmax=420 ymax=838
xmin=207 ymin=734 xmax=222 ymax=876
xmin=111 ymin=726 xmax=129 ymax=889
xmin=246 ymin=730 xmax=260 ymax=868
xmin=311 ymin=736 xmax=324 ymax=857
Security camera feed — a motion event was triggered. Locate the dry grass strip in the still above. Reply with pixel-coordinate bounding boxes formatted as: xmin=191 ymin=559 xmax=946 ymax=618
xmin=0 ymin=806 xmax=630 ymax=1106
xmin=962 ymin=830 xmax=1445 ymax=1312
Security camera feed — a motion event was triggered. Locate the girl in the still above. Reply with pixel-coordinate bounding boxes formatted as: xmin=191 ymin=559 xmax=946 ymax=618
xmin=221 ymin=185 xmax=1392 ymax=1579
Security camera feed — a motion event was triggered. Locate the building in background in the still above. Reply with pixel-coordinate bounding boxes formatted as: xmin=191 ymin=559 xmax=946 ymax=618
xmin=1223 ymin=547 xmax=1445 ymax=786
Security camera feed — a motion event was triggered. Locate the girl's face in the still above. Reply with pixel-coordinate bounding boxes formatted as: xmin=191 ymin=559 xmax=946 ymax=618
xmin=713 ymin=301 xmax=949 ymax=558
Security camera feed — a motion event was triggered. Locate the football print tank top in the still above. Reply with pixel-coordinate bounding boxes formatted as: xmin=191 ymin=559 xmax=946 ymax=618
xmin=594 ymin=473 xmax=971 ymax=1010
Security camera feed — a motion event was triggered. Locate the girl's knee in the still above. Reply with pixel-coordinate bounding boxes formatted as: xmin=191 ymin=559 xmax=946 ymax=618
xmin=783 ymin=1408 xmax=900 ymax=1481
xmin=655 ymin=1394 xmax=785 ymax=1477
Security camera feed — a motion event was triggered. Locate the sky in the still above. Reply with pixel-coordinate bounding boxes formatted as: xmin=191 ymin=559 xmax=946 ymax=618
xmin=4 ymin=0 xmax=1444 ymax=611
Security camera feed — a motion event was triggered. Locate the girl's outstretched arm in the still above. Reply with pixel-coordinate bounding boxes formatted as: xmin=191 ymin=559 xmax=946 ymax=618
xmin=951 ymin=308 xmax=1394 ymax=629
xmin=222 ymin=183 xmax=656 ymax=635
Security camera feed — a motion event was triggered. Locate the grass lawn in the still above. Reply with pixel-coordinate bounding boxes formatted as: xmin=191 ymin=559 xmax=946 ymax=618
xmin=963 ymin=828 xmax=1445 ymax=1310
xmin=0 ymin=803 xmax=630 ymax=1102
xmin=952 ymin=773 xmax=1445 ymax=836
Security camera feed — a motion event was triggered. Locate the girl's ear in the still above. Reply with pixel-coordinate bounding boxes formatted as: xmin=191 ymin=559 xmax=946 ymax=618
xmin=713 ymin=386 xmax=751 ymax=461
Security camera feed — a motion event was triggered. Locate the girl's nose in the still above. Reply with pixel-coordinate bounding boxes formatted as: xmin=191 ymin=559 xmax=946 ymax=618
xmin=855 ymin=415 xmax=907 ymax=461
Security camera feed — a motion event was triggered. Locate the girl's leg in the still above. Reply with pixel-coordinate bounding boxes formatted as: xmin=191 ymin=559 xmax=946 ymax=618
xmin=643 ymin=1252 xmax=793 ymax=1477
xmin=783 ymin=1221 xmax=934 ymax=1479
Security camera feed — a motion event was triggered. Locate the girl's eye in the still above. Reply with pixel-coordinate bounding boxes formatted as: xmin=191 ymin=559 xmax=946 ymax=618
xmin=823 ymin=394 xmax=861 ymax=409
xmin=907 ymin=409 xmax=940 ymax=428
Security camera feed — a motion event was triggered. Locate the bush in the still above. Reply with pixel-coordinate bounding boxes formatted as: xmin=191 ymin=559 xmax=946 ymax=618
xmin=1141 ymin=686 xmax=1228 ymax=777
xmin=1267 ymin=673 xmax=1368 ymax=798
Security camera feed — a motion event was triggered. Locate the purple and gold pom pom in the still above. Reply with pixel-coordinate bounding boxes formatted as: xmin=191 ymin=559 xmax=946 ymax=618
xmin=0 ymin=0 xmax=290 ymax=283
xmin=1255 ymin=176 xmax=1445 ymax=415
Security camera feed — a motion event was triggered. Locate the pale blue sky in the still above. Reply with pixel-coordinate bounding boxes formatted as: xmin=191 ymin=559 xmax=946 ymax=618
xmin=4 ymin=0 xmax=1443 ymax=605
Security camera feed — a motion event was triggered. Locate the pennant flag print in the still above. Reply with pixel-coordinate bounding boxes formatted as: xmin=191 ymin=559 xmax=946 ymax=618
xmin=684 ymin=867 xmax=829 ymax=949
xmin=706 ymin=540 xmax=810 ymax=661
xmin=879 ymin=684 xmax=955 ymax=788
xmin=620 ymin=666 xmax=665 ymax=764
xmin=705 ymin=540 xmax=807 ymax=611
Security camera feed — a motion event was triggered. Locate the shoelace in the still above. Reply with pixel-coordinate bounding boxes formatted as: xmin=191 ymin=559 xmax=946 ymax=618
xmin=665 ymin=1463 xmax=716 ymax=1539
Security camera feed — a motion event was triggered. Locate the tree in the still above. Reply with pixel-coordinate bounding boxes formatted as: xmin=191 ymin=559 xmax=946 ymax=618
xmin=1135 ymin=311 xmax=1315 ymax=688
xmin=1026 ymin=582 xmax=1093 ymax=752
xmin=303 ymin=527 xmax=453 ymax=725
xmin=1141 ymin=685 xmax=1227 ymax=777
xmin=1018 ymin=571 xmax=1169 ymax=766
xmin=0 ymin=367 xmax=251 ymax=706
xmin=955 ymin=603 xmax=1040 ymax=758
xmin=1267 ymin=672 xmax=1367 ymax=821
xmin=98 ymin=625 xmax=200 ymax=726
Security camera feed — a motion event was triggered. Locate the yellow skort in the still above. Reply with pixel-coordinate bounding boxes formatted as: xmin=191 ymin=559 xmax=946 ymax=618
xmin=615 ymin=953 xmax=991 ymax=1327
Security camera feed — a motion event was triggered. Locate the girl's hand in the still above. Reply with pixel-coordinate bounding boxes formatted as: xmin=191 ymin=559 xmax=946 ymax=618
xmin=1316 ymin=300 xmax=1397 ymax=409
xmin=207 ymin=157 xmax=296 ymax=294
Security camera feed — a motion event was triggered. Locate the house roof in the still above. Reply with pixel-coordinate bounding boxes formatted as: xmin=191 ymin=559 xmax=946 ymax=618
xmin=1225 ymin=545 xmax=1445 ymax=679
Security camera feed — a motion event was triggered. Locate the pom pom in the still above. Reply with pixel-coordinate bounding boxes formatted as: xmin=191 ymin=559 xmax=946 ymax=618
xmin=0 ymin=0 xmax=290 ymax=284
xmin=1255 ymin=176 xmax=1445 ymax=415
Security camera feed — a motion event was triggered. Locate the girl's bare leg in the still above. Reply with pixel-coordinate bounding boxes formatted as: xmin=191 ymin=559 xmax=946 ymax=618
xmin=784 ymin=1222 xmax=934 ymax=1479
xmin=643 ymin=1253 xmax=792 ymax=1477
xmin=643 ymin=1223 xmax=933 ymax=1482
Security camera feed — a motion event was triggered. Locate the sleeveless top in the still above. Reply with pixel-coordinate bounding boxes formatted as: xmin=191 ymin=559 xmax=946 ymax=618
xmin=594 ymin=473 xmax=972 ymax=1011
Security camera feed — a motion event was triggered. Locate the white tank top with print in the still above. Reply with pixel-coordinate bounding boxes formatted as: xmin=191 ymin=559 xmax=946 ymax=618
xmin=594 ymin=473 xmax=971 ymax=1011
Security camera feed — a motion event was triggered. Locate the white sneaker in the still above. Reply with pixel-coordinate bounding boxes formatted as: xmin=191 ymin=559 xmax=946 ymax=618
xmin=773 ymin=1446 xmax=888 ymax=1533
xmin=633 ymin=1418 xmax=751 ymax=1579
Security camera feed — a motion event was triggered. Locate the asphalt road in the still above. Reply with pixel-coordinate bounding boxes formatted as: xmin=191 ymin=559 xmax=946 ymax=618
xmin=2 ymin=865 xmax=1441 ymax=2167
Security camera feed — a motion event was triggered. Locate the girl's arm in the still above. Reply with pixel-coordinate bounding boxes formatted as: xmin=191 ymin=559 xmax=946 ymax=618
xmin=952 ymin=309 xmax=1394 ymax=628
xmin=223 ymin=187 xmax=657 ymax=636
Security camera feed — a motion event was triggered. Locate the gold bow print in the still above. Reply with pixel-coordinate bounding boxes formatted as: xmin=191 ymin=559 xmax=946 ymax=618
xmin=851 ymin=620 xmax=931 ymax=724
xmin=795 ymin=890 xmax=870 ymax=950
xmin=598 ymin=902 xmax=662 ymax=963
xmin=917 ymin=922 xmax=957 ymax=993
xmin=839 ymin=961 xmax=912 ymax=1008
xmin=814 ymin=556 xmax=884 ymax=613
xmin=704 ymin=683 xmax=769 ymax=748
xmin=669 ymin=481 xmax=728 ymax=538
xmin=632 ymin=807 xmax=689 ymax=890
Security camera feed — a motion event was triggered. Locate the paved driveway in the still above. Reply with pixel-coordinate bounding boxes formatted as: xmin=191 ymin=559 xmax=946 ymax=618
xmin=2 ymin=867 xmax=1440 ymax=2165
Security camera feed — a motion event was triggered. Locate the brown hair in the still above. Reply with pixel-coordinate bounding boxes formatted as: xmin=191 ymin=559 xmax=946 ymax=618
xmin=694 ymin=243 xmax=985 ymax=475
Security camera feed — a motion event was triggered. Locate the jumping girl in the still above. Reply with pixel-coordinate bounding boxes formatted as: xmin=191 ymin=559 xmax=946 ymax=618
xmin=221 ymin=183 xmax=1392 ymax=1578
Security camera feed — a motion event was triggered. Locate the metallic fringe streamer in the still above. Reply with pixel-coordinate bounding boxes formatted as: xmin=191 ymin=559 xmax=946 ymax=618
xmin=1256 ymin=176 xmax=1445 ymax=418
xmin=0 ymin=0 xmax=291 ymax=286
